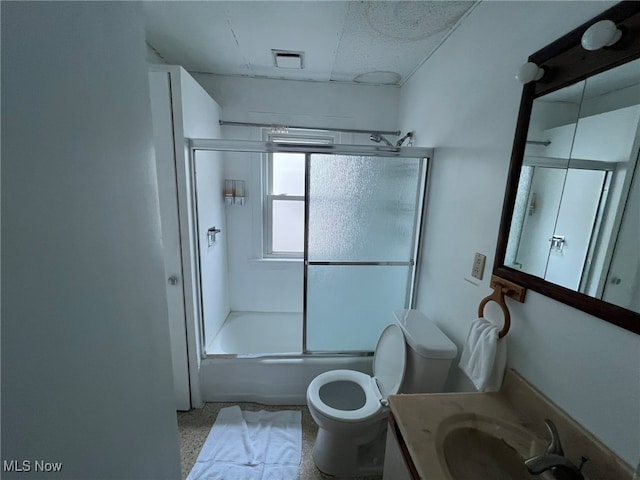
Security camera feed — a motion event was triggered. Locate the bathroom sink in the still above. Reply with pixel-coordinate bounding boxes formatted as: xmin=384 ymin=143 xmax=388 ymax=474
xmin=442 ymin=427 xmax=534 ymax=479
xmin=389 ymin=371 xmax=634 ymax=480
xmin=436 ymin=413 xmax=552 ymax=480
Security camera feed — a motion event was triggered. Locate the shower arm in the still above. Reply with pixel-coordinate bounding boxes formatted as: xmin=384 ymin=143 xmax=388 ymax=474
xmin=369 ymin=133 xmax=394 ymax=146
xmin=396 ymin=131 xmax=414 ymax=147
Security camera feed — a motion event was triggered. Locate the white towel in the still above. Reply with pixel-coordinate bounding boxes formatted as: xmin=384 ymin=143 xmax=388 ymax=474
xmin=186 ymin=406 xmax=302 ymax=480
xmin=458 ymin=317 xmax=507 ymax=392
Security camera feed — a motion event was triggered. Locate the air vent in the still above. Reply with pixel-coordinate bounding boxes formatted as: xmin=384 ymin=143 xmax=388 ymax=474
xmin=272 ymin=50 xmax=304 ymax=69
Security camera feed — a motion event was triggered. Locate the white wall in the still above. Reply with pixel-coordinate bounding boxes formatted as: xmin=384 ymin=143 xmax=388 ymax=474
xmin=399 ymin=0 xmax=639 ymax=466
xmin=2 ymin=2 xmax=180 ymax=479
xmin=195 ymin=150 xmax=231 ymax=344
xmin=147 ymin=42 xmax=167 ymax=64
xmin=192 ymin=75 xmax=400 ymax=313
xmin=180 ymin=72 xmax=230 ymax=345
xmin=168 ymin=66 xmax=228 ymax=381
xmin=149 ymin=65 xmax=226 ymax=407
xmin=222 ymin=148 xmax=305 ymax=313
xmin=194 ymin=74 xmax=400 ymax=133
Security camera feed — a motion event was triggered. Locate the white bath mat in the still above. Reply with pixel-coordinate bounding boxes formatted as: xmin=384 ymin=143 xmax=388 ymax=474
xmin=186 ymin=406 xmax=302 ymax=480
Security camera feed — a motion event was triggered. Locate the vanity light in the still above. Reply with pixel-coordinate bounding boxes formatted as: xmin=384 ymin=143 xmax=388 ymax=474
xmin=581 ymin=20 xmax=622 ymax=51
xmin=515 ymin=62 xmax=545 ymax=84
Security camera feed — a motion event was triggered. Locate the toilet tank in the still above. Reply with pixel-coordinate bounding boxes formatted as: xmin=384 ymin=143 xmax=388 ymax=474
xmin=393 ymin=309 xmax=457 ymax=393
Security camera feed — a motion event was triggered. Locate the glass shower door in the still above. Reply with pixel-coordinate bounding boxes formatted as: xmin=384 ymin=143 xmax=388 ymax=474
xmin=304 ymin=154 xmax=426 ymax=352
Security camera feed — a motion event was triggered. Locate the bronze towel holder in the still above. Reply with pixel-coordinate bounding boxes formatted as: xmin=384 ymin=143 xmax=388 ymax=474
xmin=478 ymin=275 xmax=526 ymax=338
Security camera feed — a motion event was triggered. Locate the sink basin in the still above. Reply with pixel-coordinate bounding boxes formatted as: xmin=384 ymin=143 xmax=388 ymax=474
xmin=436 ymin=413 xmax=551 ymax=480
xmin=443 ymin=427 xmax=534 ymax=479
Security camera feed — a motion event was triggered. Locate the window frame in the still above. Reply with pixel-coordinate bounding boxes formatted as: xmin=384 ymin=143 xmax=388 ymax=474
xmin=262 ymin=130 xmax=337 ymax=259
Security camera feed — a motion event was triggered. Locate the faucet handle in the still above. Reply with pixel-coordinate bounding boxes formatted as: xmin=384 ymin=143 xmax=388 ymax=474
xmin=544 ymin=419 xmax=564 ymax=456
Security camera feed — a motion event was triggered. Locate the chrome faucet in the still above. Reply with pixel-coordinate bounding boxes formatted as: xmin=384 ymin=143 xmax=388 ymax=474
xmin=525 ymin=419 xmax=587 ymax=480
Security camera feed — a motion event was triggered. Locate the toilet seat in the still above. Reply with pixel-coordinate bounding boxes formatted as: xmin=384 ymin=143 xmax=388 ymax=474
xmin=307 ymin=369 xmax=383 ymax=422
xmin=307 ymin=324 xmax=407 ymax=423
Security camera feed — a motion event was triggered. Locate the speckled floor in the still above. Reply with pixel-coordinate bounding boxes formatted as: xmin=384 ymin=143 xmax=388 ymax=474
xmin=177 ymin=402 xmax=383 ymax=480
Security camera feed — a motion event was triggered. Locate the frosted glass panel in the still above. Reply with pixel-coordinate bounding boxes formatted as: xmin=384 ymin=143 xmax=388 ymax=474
xmin=306 ymin=265 xmax=410 ymax=352
xmin=272 ymin=200 xmax=304 ymax=253
xmin=308 ymin=155 xmax=421 ymax=262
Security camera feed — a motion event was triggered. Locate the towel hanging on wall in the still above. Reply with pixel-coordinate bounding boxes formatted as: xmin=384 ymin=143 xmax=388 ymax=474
xmin=459 ymin=275 xmax=525 ymax=392
xmin=459 ymin=317 xmax=507 ymax=392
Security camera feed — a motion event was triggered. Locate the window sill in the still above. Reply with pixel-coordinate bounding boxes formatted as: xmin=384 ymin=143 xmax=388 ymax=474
xmin=249 ymin=257 xmax=303 ymax=268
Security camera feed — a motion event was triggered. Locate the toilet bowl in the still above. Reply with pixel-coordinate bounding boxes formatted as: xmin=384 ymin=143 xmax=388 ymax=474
xmin=306 ymin=310 xmax=457 ymax=477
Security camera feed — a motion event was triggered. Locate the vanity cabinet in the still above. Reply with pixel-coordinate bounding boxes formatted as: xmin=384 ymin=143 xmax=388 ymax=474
xmin=383 ymin=414 xmax=417 ymax=480
xmin=385 ymin=370 xmax=634 ymax=480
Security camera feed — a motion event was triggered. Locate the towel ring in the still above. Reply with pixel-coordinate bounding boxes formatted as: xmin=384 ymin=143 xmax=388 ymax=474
xmin=477 ymin=287 xmax=511 ymax=338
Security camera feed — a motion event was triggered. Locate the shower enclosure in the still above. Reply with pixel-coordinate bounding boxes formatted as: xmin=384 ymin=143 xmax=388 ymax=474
xmin=191 ymin=140 xmax=431 ymax=357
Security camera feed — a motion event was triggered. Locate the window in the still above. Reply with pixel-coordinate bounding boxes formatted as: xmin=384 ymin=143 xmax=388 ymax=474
xmin=263 ymin=132 xmax=335 ymax=258
xmin=266 ymin=152 xmax=306 ymax=256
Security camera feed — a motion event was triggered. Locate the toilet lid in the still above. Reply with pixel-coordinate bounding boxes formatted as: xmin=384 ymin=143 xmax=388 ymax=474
xmin=373 ymin=324 xmax=406 ymax=399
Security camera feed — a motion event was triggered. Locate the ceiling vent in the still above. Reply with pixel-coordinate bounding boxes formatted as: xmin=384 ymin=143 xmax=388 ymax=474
xmin=272 ymin=50 xmax=304 ymax=69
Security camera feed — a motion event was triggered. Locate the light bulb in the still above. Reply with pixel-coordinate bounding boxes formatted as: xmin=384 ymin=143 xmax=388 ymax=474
xmin=516 ymin=62 xmax=545 ymax=84
xmin=581 ymin=20 xmax=622 ymax=51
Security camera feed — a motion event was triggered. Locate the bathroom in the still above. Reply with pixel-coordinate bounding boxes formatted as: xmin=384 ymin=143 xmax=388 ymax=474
xmin=2 ymin=1 xmax=638 ymax=480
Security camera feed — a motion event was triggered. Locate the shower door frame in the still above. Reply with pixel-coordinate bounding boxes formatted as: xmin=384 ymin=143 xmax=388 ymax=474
xmin=189 ymin=139 xmax=433 ymax=358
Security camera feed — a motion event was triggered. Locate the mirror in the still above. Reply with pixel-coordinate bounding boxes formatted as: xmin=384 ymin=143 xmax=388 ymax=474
xmin=495 ymin=3 xmax=640 ymax=334
xmin=507 ymin=61 xmax=640 ymax=304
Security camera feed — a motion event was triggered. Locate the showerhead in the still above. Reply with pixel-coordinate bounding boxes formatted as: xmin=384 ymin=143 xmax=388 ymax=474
xmin=369 ymin=133 xmax=393 ymax=147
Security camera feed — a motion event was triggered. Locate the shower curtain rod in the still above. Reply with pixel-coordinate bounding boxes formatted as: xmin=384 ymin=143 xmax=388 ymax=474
xmin=219 ymin=120 xmax=400 ymax=136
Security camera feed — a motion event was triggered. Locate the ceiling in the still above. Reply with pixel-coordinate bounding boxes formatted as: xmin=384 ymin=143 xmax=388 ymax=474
xmin=143 ymin=1 xmax=477 ymax=86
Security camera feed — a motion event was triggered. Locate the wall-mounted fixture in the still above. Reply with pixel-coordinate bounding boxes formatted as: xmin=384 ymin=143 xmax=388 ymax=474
xmin=549 ymin=235 xmax=565 ymax=253
xmin=527 ymin=192 xmax=537 ymax=216
xmin=515 ymin=62 xmax=545 ymax=84
xmin=581 ymin=20 xmax=622 ymax=50
xmin=477 ymin=275 xmax=527 ymax=339
xmin=526 ymin=140 xmax=551 ymax=147
xmin=207 ymin=227 xmax=221 ymax=247
xmin=396 ymin=131 xmax=414 ymax=147
xmin=224 ymin=179 xmax=245 ymax=205
xmin=369 ymin=133 xmax=393 ymax=146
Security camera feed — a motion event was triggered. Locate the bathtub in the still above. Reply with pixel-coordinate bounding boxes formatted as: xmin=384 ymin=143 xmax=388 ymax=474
xmin=200 ymin=311 xmax=373 ymax=405
xmin=207 ymin=311 xmax=303 ymax=355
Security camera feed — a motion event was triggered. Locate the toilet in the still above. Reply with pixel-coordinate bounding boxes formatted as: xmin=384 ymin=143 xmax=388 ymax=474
xmin=306 ymin=309 xmax=457 ymax=477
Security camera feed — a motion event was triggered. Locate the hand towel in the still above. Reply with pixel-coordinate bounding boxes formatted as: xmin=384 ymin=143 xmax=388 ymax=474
xmin=458 ymin=317 xmax=507 ymax=392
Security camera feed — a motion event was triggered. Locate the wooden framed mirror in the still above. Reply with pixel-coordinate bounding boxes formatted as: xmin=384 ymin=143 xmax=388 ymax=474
xmin=494 ymin=2 xmax=640 ymax=334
